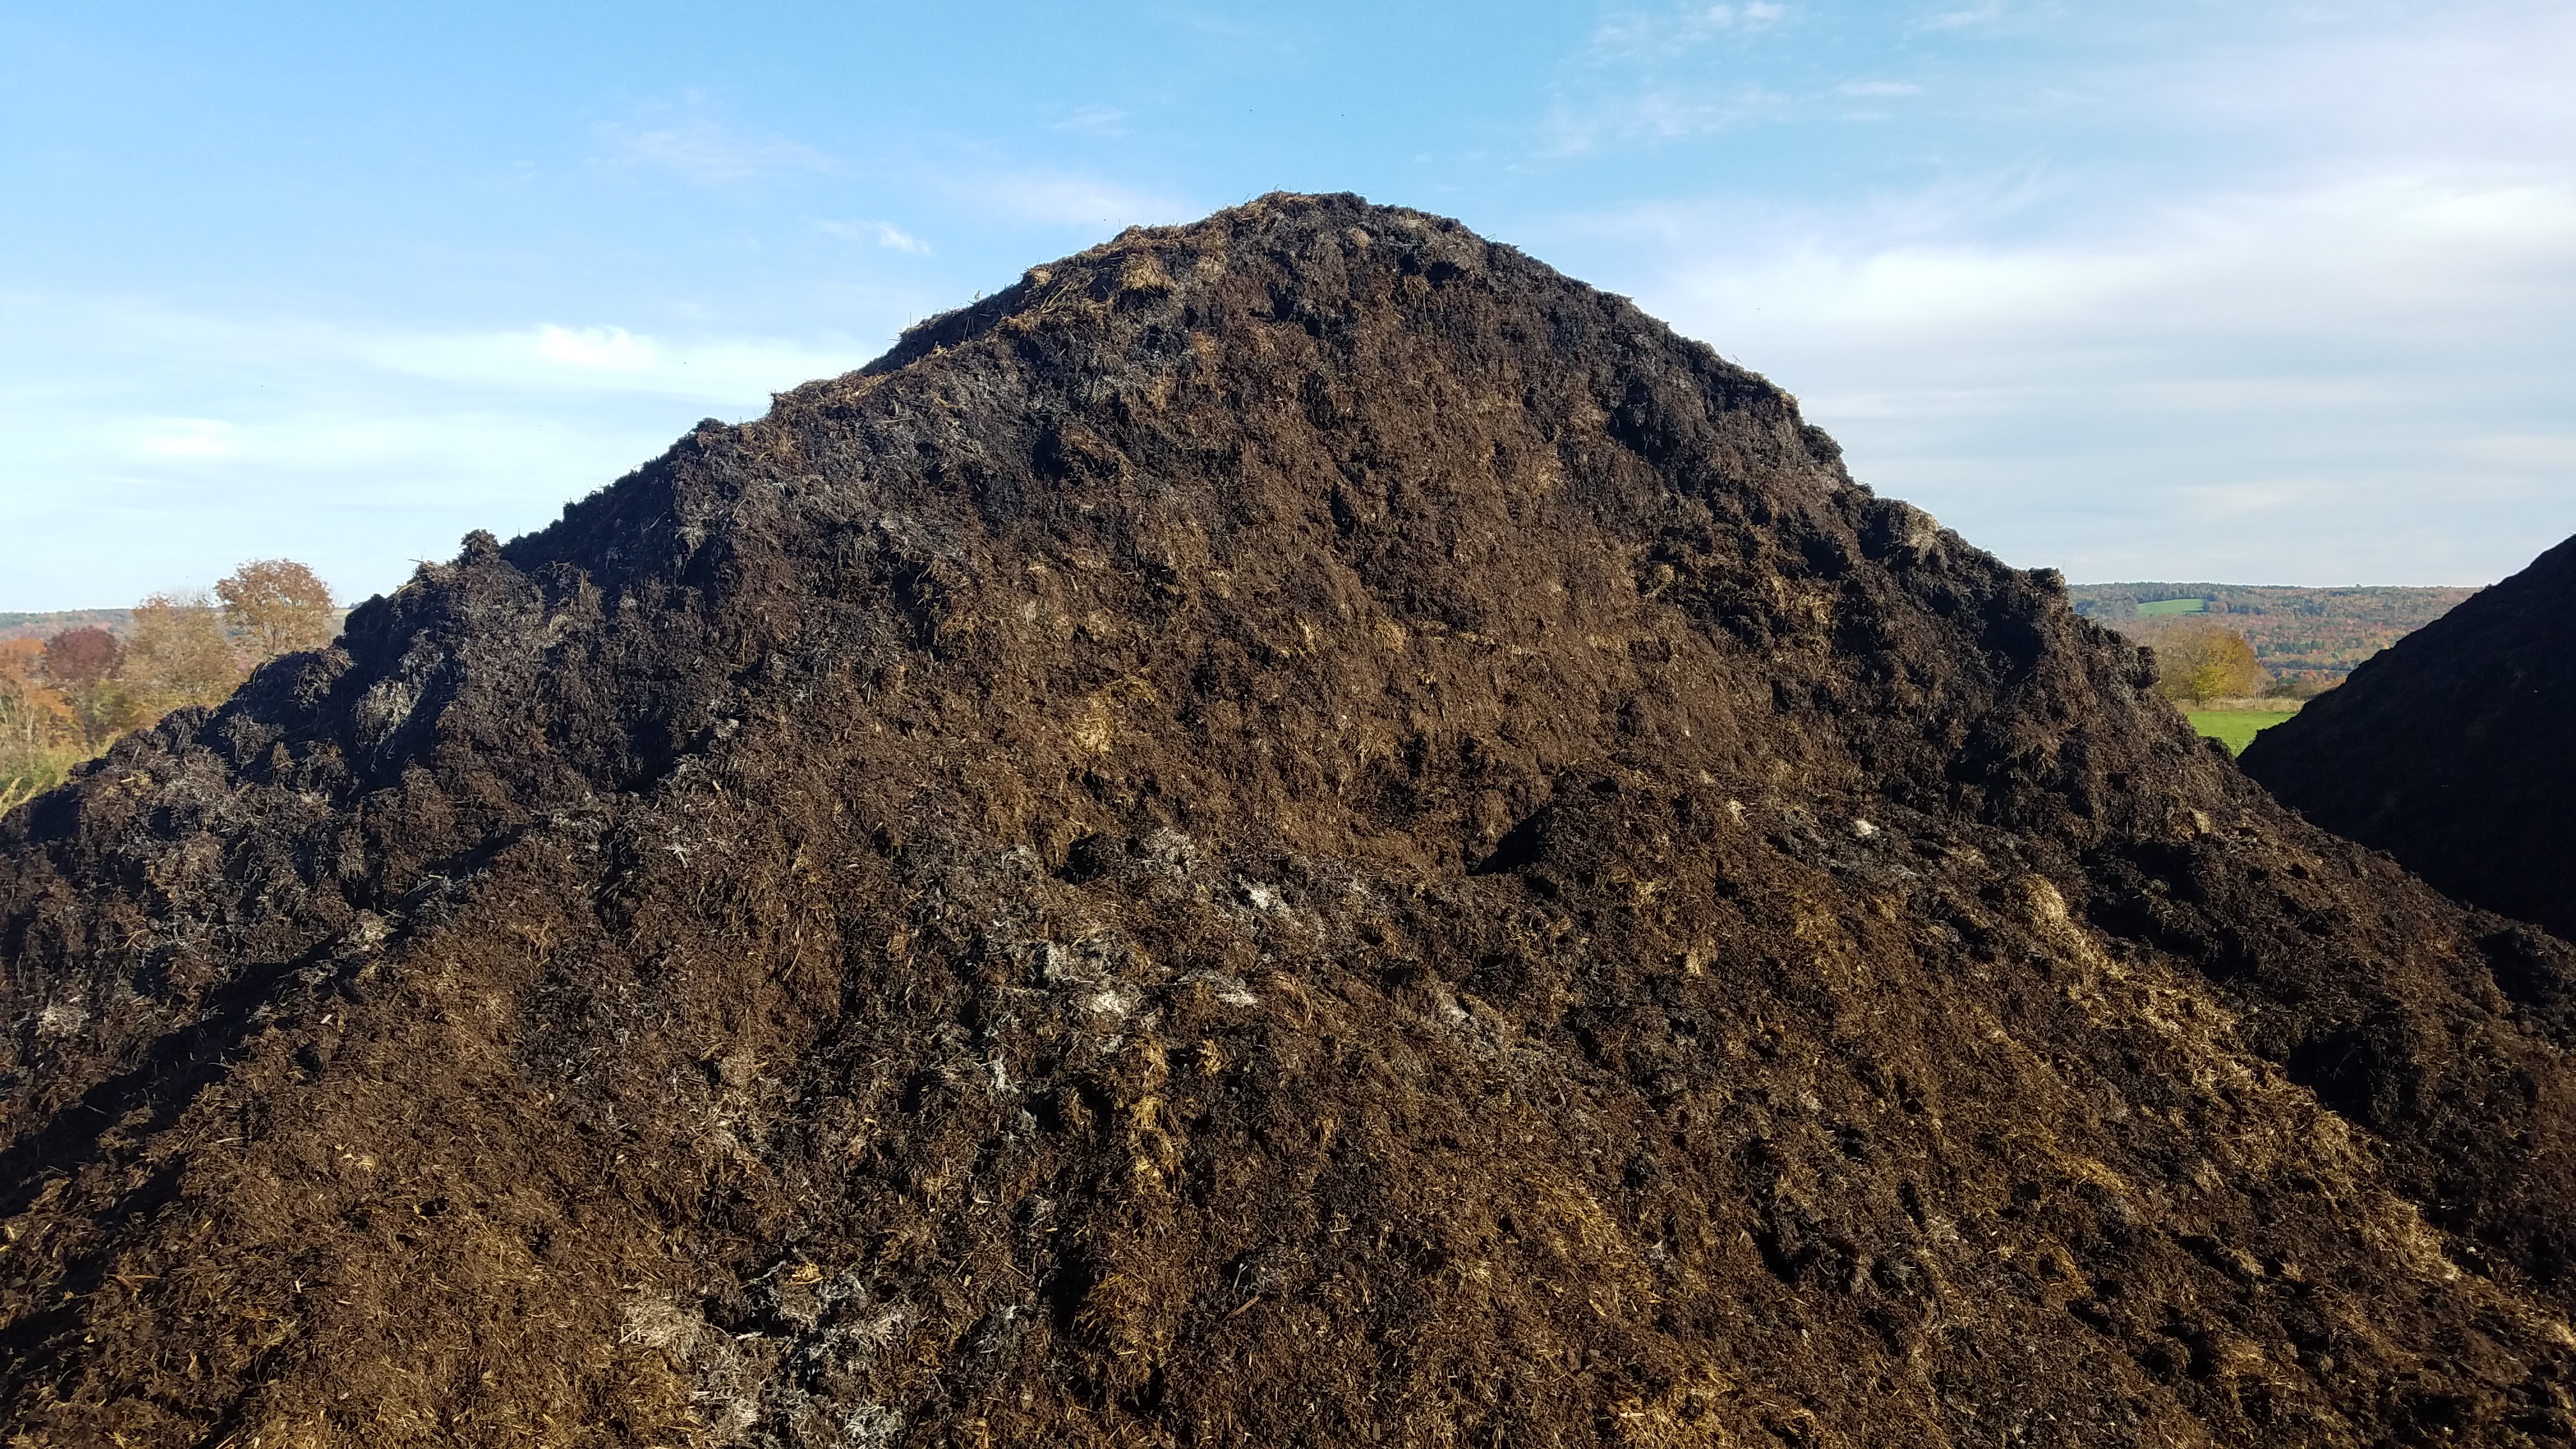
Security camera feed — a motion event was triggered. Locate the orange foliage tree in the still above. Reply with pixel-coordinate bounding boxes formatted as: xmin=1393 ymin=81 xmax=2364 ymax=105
xmin=1 ymin=639 xmax=84 ymax=811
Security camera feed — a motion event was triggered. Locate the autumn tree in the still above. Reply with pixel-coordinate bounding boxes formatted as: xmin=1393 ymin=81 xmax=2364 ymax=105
xmin=1 ymin=640 xmax=74 ymax=750
xmin=41 ymin=626 xmax=137 ymax=744
xmin=217 ymin=558 xmax=337 ymax=659
xmin=1 ymin=639 xmax=83 ymax=811
xmin=126 ymin=590 xmax=245 ymax=717
xmin=2151 ymin=620 xmax=2263 ymax=705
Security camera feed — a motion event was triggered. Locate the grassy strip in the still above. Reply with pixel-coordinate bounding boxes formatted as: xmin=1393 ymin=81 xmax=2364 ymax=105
xmin=2189 ymin=710 xmax=2296 ymax=756
xmin=0 ymin=740 xmax=96 ymax=815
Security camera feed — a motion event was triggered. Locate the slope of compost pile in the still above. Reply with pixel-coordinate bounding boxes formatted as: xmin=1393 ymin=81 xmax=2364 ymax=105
xmin=6 ymin=194 xmax=2576 ymax=1448
xmin=2243 ymin=533 xmax=2576 ymax=943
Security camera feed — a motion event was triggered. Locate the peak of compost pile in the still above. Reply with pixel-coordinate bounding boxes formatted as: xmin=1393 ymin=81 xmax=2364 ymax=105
xmin=6 ymin=195 xmax=2576 ymax=1448
xmin=2243 ymin=533 xmax=2576 ymax=943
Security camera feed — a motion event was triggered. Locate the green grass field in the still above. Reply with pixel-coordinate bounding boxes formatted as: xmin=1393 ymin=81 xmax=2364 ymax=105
xmin=2188 ymin=710 xmax=2294 ymax=755
xmin=2135 ymin=597 xmax=2208 ymax=617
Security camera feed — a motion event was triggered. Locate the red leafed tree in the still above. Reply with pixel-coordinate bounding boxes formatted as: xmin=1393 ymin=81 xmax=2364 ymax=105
xmin=40 ymin=627 xmax=136 ymax=744
xmin=42 ymin=626 xmax=119 ymax=684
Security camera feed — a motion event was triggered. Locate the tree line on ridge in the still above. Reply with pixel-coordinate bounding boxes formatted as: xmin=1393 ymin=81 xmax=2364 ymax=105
xmin=0 ymin=560 xmax=337 ymax=810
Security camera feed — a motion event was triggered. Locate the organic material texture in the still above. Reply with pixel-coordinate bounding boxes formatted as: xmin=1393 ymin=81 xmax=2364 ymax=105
xmin=2243 ymin=532 xmax=2576 ymax=943
xmin=5 ymin=195 xmax=2575 ymax=1448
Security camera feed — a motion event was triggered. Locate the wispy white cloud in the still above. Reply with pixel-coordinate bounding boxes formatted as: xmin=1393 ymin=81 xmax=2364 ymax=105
xmin=1668 ymin=179 xmax=2576 ymax=344
xmin=132 ymin=417 xmax=238 ymax=459
xmin=1918 ymin=1 xmax=2004 ymax=32
xmin=1 ymin=392 xmax=676 ymax=607
xmin=8 ymin=297 xmax=880 ymax=408
xmin=0 ymin=294 xmax=889 ymax=604
xmin=1056 ymin=105 xmax=1128 ymax=135
xmin=1532 ymin=0 xmax=2576 ymax=581
xmin=358 ymin=323 xmax=871 ymax=400
xmin=532 ymin=324 xmax=657 ymax=372
xmin=1588 ymin=2 xmax=1785 ymax=61
xmin=953 ymin=171 xmax=1195 ymax=228
xmin=1547 ymin=86 xmax=1791 ymax=152
xmin=1615 ymin=172 xmax=2576 ymax=582
xmin=595 ymin=105 xmax=835 ymax=183
xmin=1553 ymin=1 xmax=1897 ymax=151
xmin=819 ymin=219 xmax=932 ymax=254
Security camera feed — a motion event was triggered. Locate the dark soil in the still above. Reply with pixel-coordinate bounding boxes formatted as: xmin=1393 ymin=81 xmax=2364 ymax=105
xmin=2242 ymin=533 xmax=2576 ymax=943
xmin=6 ymin=194 xmax=2575 ymax=1448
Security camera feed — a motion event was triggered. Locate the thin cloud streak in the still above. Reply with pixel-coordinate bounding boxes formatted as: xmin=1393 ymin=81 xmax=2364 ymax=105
xmin=1055 ymin=105 xmax=1129 ymax=135
xmin=595 ymin=111 xmax=837 ymax=183
xmin=1666 ymin=178 xmax=2576 ymax=347
xmin=1917 ymin=1 xmax=2005 ymax=33
xmin=0 ymin=296 xmax=885 ymax=605
xmin=6 ymin=296 xmax=878 ymax=404
xmin=1587 ymin=2 xmax=1786 ymax=63
xmin=819 ymin=219 xmax=934 ymax=255
xmin=367 ymin=325 xmax=874 ymax=400
xmin=1550 ymin=0 xmax=1801 ymax=152
xmin=947 ymin=171 xmax=1198 ymax=229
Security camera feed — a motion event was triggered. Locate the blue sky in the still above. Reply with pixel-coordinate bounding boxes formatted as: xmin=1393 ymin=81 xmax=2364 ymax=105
xmin=4 ymin=0 xmax=2572 ymax=608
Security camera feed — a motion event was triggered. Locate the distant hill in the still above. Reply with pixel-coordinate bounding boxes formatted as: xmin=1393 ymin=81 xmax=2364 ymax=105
xmin=2067 ymin=583 xmax=2476 ymax=684
xmin=0 ymin=610 xmax=131 ymax=645
xmin=1 ymin=608 xmax=348 ymax=648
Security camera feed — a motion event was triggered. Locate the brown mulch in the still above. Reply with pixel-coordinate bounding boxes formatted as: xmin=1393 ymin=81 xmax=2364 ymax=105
xmin=4 ymin=194 xmax=2573 ymax=1447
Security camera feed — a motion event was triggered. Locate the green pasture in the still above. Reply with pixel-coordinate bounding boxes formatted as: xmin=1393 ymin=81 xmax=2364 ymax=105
xmin=2136 ymin=598 xmax=2208 ymax=617
xmin=2188 ymin=710 xmax=2294 ymax=755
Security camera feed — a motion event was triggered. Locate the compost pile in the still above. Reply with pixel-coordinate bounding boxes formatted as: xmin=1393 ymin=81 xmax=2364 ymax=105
xmin=2244 ymin=533 xmax=2576 ymax=943
xmin=6 ymin=195 xmax=2575 ymax=1448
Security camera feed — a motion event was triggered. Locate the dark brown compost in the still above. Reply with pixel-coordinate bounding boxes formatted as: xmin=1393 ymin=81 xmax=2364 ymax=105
xmin=6 ymin=195 xmax=2575 ymax=1448
xmin=2242 ymin=532 xmax=2576 ymax=943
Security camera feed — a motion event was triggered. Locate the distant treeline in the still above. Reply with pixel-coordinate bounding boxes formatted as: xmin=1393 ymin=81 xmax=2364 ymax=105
xmin=1 ymin=562 xmax=339 ymax=811
xmin=2067 ymin=582 xmax=2475 ymax=686
xmin=0 ymin=610 xmax=132 ymax=644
